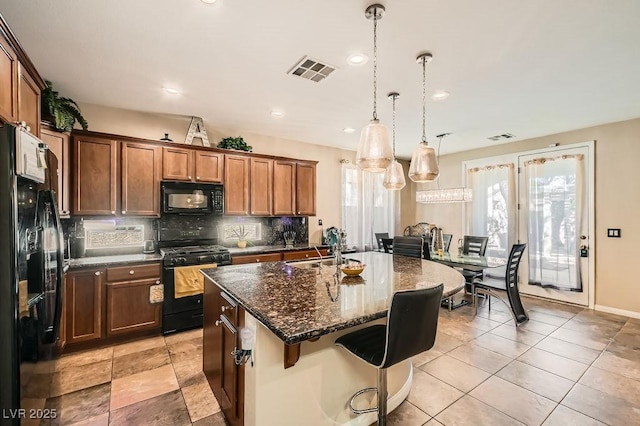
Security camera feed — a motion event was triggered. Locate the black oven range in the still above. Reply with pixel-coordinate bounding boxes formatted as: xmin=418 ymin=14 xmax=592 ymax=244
xmin=159 ymin=226 xmax=231 ymax=335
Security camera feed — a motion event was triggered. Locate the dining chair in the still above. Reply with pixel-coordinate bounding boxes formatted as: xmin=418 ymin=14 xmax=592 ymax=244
xmin=374 ymin=232 xmax=390 ymax=252
xmin=336 ymin=284 xmax=444 ymax=425
xmin=442 ymin=234 xmax=453 ymax=252
xmin=473 ymin=243 xmax=528 ymax=325
xmin=461 ymin=235 xmax=489 ymax=291
xmin=381 ymin=238 xmax=394 ymax=254
xmin=392 ymin=236 xmax=423 ymax=258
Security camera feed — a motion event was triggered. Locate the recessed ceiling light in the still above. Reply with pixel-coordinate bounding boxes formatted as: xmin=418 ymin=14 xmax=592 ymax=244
xmin=347 ymin=53 xmax=369 ymax=66
xmin=431 ymin=91 xmax=450 ymax=101
xmin=164 ymin=87 xmax=181 ymax=95
xmin=201 ymin=0 xmax=217 ymax=4
xmin=270 ymin=110 xmax=285 ymax=118
xmin=343 ymin=127 xmax=356 ymax=134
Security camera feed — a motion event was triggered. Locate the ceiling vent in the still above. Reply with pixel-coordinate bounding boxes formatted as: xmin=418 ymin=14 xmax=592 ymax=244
xmin=287 ymin=56 xmax=336 ymax=83
xmin=488 ymin=133 xmax=515 ymax=141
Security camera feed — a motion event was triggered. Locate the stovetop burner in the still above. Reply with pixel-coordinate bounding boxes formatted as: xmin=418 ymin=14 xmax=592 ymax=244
xmin=160 ymin=244 xmax=229 ymax=257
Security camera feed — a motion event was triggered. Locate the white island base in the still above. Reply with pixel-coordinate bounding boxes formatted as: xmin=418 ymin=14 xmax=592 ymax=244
xmin=243 ymin=313 xmax=413 ymax=426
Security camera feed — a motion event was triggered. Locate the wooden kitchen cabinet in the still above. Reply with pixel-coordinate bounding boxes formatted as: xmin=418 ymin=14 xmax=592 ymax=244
xmin=65 ymin=268 xmax=104 ymax=344
xmin=162 ymin=146 xmax=224 ymax=183
xmin=0 ymin=33 xmax=17 ymax=124
xmin=121 ymin=142 xmax=161 ymax=216
xmin=40 ymin=126 xmax=70 ymax=216
xmin=273 ymin=160 xmax=296 ymax=216
xmin=17 ymin=63 xmax=40 ymax=137
xmin=296 ymin=162 xmax=316 ymax=216
xmin=231 ymin=253 xmax=282 ymax=265
xmin=73 ymin=135 xmax=118 ymax=215
xmin=225 ymin=154 xmax=250 ymax=215
xmin=204 ymin=283 xmax=245 ymax=426
xmin=106 ymin=277 xmax=161 ymax=336
xmin=250 ymin=158 xmax=273 ymax=216
xmin=282 ymin=248 xmax=328 ymax=261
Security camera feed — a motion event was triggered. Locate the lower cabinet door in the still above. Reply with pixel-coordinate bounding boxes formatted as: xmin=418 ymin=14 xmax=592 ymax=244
xmin=65 ymin=269 xmax=103 ymax=344
xmin=106 ymin=278 xmax=161 ymax=336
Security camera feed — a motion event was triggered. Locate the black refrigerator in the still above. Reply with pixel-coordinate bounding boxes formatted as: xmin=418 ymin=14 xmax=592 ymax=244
xmin=0 ymin=124 xmax=64 ymax=425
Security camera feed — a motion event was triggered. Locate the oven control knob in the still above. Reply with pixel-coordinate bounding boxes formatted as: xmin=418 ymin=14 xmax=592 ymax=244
xmin=176 ymin=257 xmax=187 ymax=265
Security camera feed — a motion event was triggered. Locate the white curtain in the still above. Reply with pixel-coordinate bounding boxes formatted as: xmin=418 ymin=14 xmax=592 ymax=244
xmin=523 ymin=154 xmax=584 ymax=291
xmin=341 ymin=163 xmax=398 ymax=251
xmin=466 ymin=163 xmax=516 ymax=278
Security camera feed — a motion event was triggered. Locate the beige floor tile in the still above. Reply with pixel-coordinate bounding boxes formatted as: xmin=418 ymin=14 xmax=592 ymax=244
xmin=470 ymin=376 xmax=557 ymax=425
xmin=448 ymin=343 xmax=512 ymax=374
xmin=516 ymin=320 xmax=559 ymax=336
xmin=406 ymin=368 xmax=463 ymax=417
xmin=527 ymin=311 xmax=569 ymax=327
xmin=109 ymin=389 xmax=191 ymax=426
xmin=21 ymin=372 xmax=52 ymax=399
xmin=432 ymin=332 xmax=465 ymax=353
xmin=53 ymin=347 xmax=113 ymax=371
xmin=67 ymin=412 xmax=109 ymax=426
xmin=528 ymin=304 xmax=581 ymax=319
xmin=191 ymin=412 xmax=227 ymax=426
xmin=424 ymin=419 xmax=444 ymax=425
xmin=573 ymin=309 xmax=628 ymax=326
xmin=436 ymin=321 xmax=486 ymax=342
xmin=535 ymin=336 xmax=602 ymax=364
xmin=435 ymin=395 xmax=524 ymax=426
xmin=110 ymin=364 xmax=179 ymax=411
xmin=112 ymin=346 xmax=171 ymax=380
xmin=50 ymin=360 xmax=112 ymax=398
xmin=542 ymin=405 xmax=606 ymax=426
xmin=517 ymin=347 xmax=588 ymax=381
xmin=475 ymin=308 xmax=515 ymax=324
xmin=489 ymin=323 xmax=547 ymax=346
xmin=472 ymin=333 xmax=531 ymax=358
xmin=181 ymin=378 xmax=221 ymax=422
xmin=496 ymin=360 xmax=574 ymax=402
xmin=560 ymin=318 xmax=624 ymax=338
xmin=419 ymin=354 xmax=490 ymax=392
xmin=442 ymin=313 xmax=504 ymax=332
xmin=164 ymin=328 xmax=203 ymax=345
xmin=167 ymin=337 xmax=203 ymax=364
xmin=592 ymin=347 xmax=640 ymax=382
xmin=562 ymin=383 xmax=640 ymax=425
xmin=411 ymin=349 xmax=442 ymax=368
xmin=172 ymin=354 xmax=206 ymax=388
xmin=19 ymin=398 xmax=46 ymax=426
xmin=579 ymin=366 xmax=640 ymax=407
xmin=549 ymin=327 xmax=611 ymax=351
xmin=383 ymin=400 xmax=430 ymax=426
xmin=613 ymin=327 xmax=640 ymax=350
xmin=113 ymin=335 xmax=166 ymax=358
xmin=44 ymin=383 xmax=110 ymax=425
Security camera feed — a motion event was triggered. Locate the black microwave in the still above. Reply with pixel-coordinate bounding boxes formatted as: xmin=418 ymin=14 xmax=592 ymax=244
xmin=161 ymin=182 xmax=224 ymax=215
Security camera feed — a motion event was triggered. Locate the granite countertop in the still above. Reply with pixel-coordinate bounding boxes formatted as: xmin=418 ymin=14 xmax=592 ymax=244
xmin=227 ymin=244 xmax=330 ymax=256
xmin=201 ymin=251 xmax=465 ymax=345
xmin=67 ymin=253 xmax=163 ymax=269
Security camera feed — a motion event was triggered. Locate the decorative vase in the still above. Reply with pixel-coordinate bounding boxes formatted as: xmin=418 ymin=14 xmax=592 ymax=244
xmin=237 ymin=240 xmax=247 ymax=248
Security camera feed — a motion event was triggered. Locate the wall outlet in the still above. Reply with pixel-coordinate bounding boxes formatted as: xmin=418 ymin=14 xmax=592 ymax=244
xmin=607 ymin=228 xmax=621 ymax=238
xmin=318 ymin=219 xmax=323 ymax=226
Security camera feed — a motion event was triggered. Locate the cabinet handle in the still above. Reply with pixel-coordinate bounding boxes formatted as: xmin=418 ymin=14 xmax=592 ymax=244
xmin=188 ymin=176 xmax=192 ymax=180
xmin=215 ymin=320 xmax=222 ymax=326
xmin=305 ymin=254 xmax=309 ymax=258
xmin=129 ymin=270 xmax=135 ymax=275
xmin=122 ymin=210 xmax=126 ymax=215
xmin=95 ymin=271 xmax=101 ymax=276
xmin=256 ymin=259 xmax=260 ymax=263
xmin=156 ymin=280 xmax=160 ymax=284
xmin=221 ymin=305 xmax=233 ymax=312
xmin=196 ymin=176 xmax=200 ymax=180
xmin=111 ymin=211 xmax=116 ymax=214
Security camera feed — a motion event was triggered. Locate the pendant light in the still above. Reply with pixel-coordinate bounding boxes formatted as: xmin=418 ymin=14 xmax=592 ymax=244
xmin=356 ymin=4 xmax=393 ymax=172
xmin=408 ymin=53 xmax=439 ymax=182
xmin=382 ymin=92 xmax=406 ymax=190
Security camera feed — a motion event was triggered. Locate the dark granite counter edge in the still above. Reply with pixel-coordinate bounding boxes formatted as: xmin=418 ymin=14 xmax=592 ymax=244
xmin=67 ymin=254 xmax=163 ymax=269
xmin=202 ymin=266 xmax=385 ymax=345
xmin=227 ymin=244 xmax=330 ymax=256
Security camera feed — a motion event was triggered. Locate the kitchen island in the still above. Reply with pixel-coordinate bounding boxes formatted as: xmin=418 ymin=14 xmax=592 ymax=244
xmin=201 ymin=251 xmax=465 ymax=426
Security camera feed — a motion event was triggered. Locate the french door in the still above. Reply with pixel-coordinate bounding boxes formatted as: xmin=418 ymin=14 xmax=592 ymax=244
xmin=517 ymin=144 xmax=593 ymax=307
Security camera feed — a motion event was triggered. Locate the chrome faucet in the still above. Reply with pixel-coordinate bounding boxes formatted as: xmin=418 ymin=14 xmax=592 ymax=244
xmin=312 ymin=245 xmax=324 ymax=274
xmin=330 ymin=228 xmax=347 ymax=275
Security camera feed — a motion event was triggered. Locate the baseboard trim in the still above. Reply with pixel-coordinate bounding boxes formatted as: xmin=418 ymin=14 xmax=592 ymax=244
xmin=594 ymin=304 xmax=640 ymax=320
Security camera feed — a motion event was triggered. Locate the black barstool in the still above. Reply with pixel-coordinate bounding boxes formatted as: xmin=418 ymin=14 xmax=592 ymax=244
xmin=335 ymin=284 xmax=444 ymax=425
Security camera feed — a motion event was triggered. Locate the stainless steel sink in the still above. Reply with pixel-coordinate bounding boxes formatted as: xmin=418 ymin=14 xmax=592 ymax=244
xmin=286 ymin=258 xmax=338 ymax=269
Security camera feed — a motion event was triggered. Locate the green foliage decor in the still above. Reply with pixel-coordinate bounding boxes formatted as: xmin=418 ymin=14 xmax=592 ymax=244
xmin=217 ymin=136 xmax=252 ymax=152
xmin=41 ymin=80 xmax=88 ymax=132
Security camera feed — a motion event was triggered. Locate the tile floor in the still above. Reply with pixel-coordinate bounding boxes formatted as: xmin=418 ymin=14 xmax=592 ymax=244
xmin=18 ymin=293 xmax=640 ymax=425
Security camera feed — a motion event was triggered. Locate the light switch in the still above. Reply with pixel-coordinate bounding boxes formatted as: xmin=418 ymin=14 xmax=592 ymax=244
xmin=607 ymin=228 xmax=621 ymax=238
xmin=318 ymin=219 xmax=323 ymax=226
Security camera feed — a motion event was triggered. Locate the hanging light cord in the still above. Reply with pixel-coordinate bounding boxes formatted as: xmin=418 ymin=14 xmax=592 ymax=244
xmin=421 ymin=57 xmax=427 ymax=143
xmin=372 ymin=11 xmax=378 ymax=120
xmin=392 ymin=94 xmax=396 ymax=156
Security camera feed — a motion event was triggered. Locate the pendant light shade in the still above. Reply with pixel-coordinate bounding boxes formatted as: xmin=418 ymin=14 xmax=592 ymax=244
xmin=383 ymin=92 xmax=406 ymax=189
xmin=356 ymin=4 xmax=392 ymax=172
xmin=409 ymin=52 xmax=439 ymax=182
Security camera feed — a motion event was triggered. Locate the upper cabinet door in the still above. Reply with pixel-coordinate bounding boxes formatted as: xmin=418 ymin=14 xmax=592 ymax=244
xmin=272 ymin=160 xmax=296 ymax=216
xmin=250 ymin=158 xmax=273 ymax=216
xmin=0 ymin=34 xmax=17 ymax=124
xmin=296 ymin=162 xmax=316 ymax=216
xmin=121 ymin=142 xmax=161 ymax=216
xmin=40 ymin=127 xmax=70 ymax=216
xmin=195 ymin=151 xmax=224 ymax=183
xmin=162 ymin=147 xmax=193 ymax=181
xmin=17 ymin=63 xmax=40 ymax=137
xmin=224 ymin=155 xmax=250 ymax=215
xmin=73 ymin=136 xmax=118 ymax=215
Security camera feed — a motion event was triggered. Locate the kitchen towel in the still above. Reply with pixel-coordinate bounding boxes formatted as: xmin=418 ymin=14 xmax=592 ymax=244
xmin=174 ymin=263 xmax=217 ymax=298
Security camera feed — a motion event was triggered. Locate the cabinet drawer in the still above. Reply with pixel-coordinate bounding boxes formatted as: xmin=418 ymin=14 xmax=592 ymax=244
xmin=282 ymin=249 xmax=328 ymax=261
xmin=106 ymin=263 xmax=161 ymax=282
xmin=231 ymin=253 xmax=282 ymax=265
xmin=219 ymin=291 xmax=239 ymax=328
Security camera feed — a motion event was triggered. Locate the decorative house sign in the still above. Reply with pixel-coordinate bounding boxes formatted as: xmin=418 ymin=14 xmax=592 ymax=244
xmin=184 ymin=116 xmax=211 ymax=146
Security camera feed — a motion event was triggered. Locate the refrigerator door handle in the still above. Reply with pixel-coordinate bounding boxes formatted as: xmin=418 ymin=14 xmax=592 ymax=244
xmin=41 ymin=190 xmax=64 ymax=345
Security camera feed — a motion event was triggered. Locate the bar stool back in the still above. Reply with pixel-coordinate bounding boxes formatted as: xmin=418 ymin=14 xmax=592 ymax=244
xmin=335 ymin=284 xmax=444 ymax=425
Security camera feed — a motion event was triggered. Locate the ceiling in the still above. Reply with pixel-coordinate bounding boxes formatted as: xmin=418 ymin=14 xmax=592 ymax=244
xmin=2 ymin=0 xmax=640 ymax=158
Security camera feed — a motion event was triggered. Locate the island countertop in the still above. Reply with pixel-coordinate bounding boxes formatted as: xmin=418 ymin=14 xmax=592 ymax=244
xmin=200 ymin=251 xmax=465 ymax=345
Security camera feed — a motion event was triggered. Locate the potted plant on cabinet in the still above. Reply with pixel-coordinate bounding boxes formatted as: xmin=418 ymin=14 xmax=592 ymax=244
xmin=41 ymin=80 xmax=89 ymax=132
xmin=217 ymin=136 xmax=252 ymax=152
